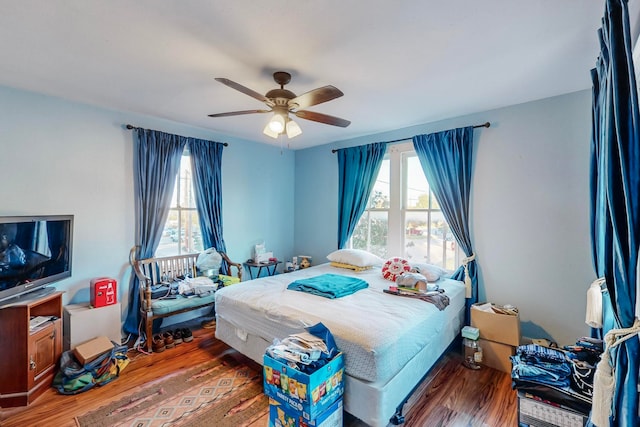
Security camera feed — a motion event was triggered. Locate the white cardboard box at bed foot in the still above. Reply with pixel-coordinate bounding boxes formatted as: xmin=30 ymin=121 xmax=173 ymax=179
xmin=263 ymin=352 xmax=344 ymax=421
xmin=470 ymin=302 xmax=521 ymax=346
xmin=63 ymin=302 xmax=122 ymax=351
xmin=478 ymin=338 xmax=516 ymax=373
xmin=517 ymin=391 xmax=588 ymax=427
xmin=269 ymin=397 xmax=343 ymax=427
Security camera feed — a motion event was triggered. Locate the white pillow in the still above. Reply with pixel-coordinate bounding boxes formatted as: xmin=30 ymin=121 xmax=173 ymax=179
xmin=326 ymin=249 xmax=384 ymax=267
xmin=410 ymin=263 xmax=448 ymax=282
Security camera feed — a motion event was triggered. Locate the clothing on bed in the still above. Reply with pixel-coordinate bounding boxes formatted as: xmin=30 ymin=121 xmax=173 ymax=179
xmin=287 ymin=273 xmax=368 ymax=298
xmin=383 ymin=287 xmax=450 ymax=310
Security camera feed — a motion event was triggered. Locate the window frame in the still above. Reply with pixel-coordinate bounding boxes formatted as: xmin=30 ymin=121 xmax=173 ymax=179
xmin=155 ymin=149 xmax=203 ymax=257
xmin=350 ymin=141 xmax=460 ymax=269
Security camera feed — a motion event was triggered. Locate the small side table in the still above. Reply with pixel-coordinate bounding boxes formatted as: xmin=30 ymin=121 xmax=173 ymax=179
xmin=244 ymin=260 xmax=282 ymax=279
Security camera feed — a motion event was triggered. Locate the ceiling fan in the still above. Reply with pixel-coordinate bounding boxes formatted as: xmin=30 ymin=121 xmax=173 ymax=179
xmin=208 ymin=71 xmax=350 ymax=139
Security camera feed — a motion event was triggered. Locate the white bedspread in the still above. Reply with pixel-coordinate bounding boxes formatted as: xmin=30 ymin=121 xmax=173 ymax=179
xmin=215 ymin=263 xmax=465 ymax=383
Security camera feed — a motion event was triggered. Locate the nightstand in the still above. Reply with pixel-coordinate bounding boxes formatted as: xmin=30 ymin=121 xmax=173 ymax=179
xmin=244 ymin=260 xmax=282 ymax=279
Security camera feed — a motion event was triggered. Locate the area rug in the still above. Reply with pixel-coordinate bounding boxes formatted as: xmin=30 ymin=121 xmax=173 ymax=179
xmin=75 ymin=358 xmax=268 ymax=427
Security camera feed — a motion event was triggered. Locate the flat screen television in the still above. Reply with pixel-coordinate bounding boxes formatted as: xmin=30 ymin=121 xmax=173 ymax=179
xmin=0 ymin=215 xmax=73 ymax=303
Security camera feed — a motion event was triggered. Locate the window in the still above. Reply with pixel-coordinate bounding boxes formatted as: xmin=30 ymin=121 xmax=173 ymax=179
xmin=155 ymin=149 xmax=203 ymax=257
xmin=350 ymin=142 xmax=460 ymax=270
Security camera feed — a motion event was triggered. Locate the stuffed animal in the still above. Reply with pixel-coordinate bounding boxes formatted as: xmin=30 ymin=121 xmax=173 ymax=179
xmin=396 ymin=272 xmax=429 ymax=291
xmin=396 ymin=272 xmax=440 ymax=292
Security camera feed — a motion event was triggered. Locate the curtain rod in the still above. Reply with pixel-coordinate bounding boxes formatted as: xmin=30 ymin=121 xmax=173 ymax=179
xmin=331 ymin=121 xmax=490 ymax=153
xmin=125 ymin=124 xmax=229 ymax=147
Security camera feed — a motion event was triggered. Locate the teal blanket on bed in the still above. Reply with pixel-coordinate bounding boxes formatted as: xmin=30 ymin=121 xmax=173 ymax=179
xmin=287 ymin=273 xmax=368 ymax=298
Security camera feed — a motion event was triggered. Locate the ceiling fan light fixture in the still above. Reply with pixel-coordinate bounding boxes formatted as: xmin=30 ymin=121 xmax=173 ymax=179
xmin=263 ymin=123 xmax=280 ymax=139
xmin=267 ymin=113 xmax=285 ymax=133
xmin=286 ymin=119 xmax=302 ymax=138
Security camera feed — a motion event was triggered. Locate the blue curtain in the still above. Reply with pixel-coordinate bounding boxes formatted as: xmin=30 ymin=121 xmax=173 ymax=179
xmin=412 ymin=127 xmax=477 ymax=320
xmin=590 ymin=0 xmax=640 ymax=425
xmin=336 ymin=142 xmax=387 ymax=249
xmin=189 ymin=138 xmax=228 ymax=270
xmin=124 ymin=128 xmax=186 ymax=335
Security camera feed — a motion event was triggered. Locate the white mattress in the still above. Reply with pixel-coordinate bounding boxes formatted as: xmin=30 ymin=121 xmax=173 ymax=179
xmin=215 ymin=263 xmax=465 ymax=384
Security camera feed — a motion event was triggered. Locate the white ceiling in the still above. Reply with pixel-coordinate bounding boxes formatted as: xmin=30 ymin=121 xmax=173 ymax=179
xmin=1 ymin=1 xmax=638 ymax=149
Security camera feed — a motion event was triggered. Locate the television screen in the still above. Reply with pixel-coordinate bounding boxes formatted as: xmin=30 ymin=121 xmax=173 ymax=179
xmin=0 ymin=215 xmax=73 ymax=303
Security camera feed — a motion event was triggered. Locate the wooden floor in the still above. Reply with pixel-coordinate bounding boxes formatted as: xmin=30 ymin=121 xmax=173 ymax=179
xmin=0 ymin=321 xmax=517 ymax=427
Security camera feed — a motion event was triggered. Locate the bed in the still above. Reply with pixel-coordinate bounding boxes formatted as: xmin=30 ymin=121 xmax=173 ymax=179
xmin=214 ymin=262 xmax=465 ymax=426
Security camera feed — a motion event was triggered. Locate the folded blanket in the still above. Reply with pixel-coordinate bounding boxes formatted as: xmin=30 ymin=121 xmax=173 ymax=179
xmin=287 ymin=274 xmax=368 ymax=299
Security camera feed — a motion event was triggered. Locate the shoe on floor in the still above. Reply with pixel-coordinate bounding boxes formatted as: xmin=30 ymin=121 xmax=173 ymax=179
xmin=152 ymin=334 xmax=166 ymax=353
xmin=163 ymin=331 xmax=175 ymax=348
xmin=202 ymin=319 xmax=216 ymax=329
xmin=173 ymin=329 xmax=183 ymax=345
xmin=181 ymin=327 xmax=193 ymax=343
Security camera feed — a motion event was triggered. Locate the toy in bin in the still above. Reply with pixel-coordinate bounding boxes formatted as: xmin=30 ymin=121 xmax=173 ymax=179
xmin=264 ymin=323 xmax=344 ymax=421
xmin=90 ymin=277 xmax=117 ymax=308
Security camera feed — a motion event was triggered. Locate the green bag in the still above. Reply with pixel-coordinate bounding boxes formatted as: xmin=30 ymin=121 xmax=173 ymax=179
xmin=52 ymin=342 xmax=128 ymax=395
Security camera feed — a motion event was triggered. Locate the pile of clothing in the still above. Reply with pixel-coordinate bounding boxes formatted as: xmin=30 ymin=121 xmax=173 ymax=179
xmin=152 ymin=276 xmax=223 ymax=300
xmin=172 ymin=276 xmax=215 ymax=296
xmin=266 ymin=323 xmax=338 ymax=374
xmin=511 ymin=344 xmax=572 ymax=389
xmin=510 ymin=338 xmax=604 ymax=414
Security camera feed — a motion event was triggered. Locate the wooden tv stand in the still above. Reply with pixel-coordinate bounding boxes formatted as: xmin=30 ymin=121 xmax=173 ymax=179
xmin=0 ymin=290 xmax=63 ymax=407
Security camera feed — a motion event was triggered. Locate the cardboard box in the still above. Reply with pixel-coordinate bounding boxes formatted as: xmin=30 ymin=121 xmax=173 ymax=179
xmin=73 ymin=335 xmax=114 ymax=365
xmin=264 ymin=352 xmax=344 ymax=421
xmin=269 ymin=397 xmax=343 ymax=427
xmin=470 ymin=302 xmax=521 ymax=346
xmin=478 ymin=338 xmax=516 ymax=373
xmin=518 ymin=391 xmax=588 ymax=427
xmin=63 ymin=302 xmax=122 ymax=351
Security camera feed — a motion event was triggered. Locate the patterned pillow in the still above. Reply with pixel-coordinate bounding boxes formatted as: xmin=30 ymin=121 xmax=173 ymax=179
xmin=381 ymin=257 xmax=411 ymax=282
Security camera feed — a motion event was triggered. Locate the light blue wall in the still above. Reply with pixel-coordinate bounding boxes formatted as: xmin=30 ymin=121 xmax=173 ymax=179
xmin=0 ymin=83 xmax=595 ymax=346
xmin=294 ymin=90 xmax=594 ymax=346
xmin=0 ymin=85 xmax=294 ymax=329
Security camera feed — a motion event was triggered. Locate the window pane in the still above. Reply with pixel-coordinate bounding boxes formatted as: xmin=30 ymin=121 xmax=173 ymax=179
xmin=369 ymin=159 xmax=390 ymax=209
xmin=180 ymin=210 xmax=202 ymax=254
xmin=155 ymin=150 xmax=202 ymax=257
xmin=178 ymin=156 xmax=197 ymax=208
xmin=404 ymin=211 xmax=429 ymax=263
xmin=427 ymin=211 xmax=457 ymax=269
xmin=168 ymin=179 xmax=178 ymax=209
xmin=156 ymin=211 xmax=180 ymax=257
xmin=405 ymin=155 xmax=430 ymax=209
xmin=352 ymin=211 xmax=388 ymax=259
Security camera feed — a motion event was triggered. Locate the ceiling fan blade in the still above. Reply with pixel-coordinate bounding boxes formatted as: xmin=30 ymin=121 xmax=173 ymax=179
xmin=288 ymin=85 xmax=344 ymax=110
xmin=208 ymin=109 xmax=271 ymax=118
xmin=215 ymin=78 xmax=274 ymax=106
xmin=294 ymin=110 xmax=351 ymax=128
